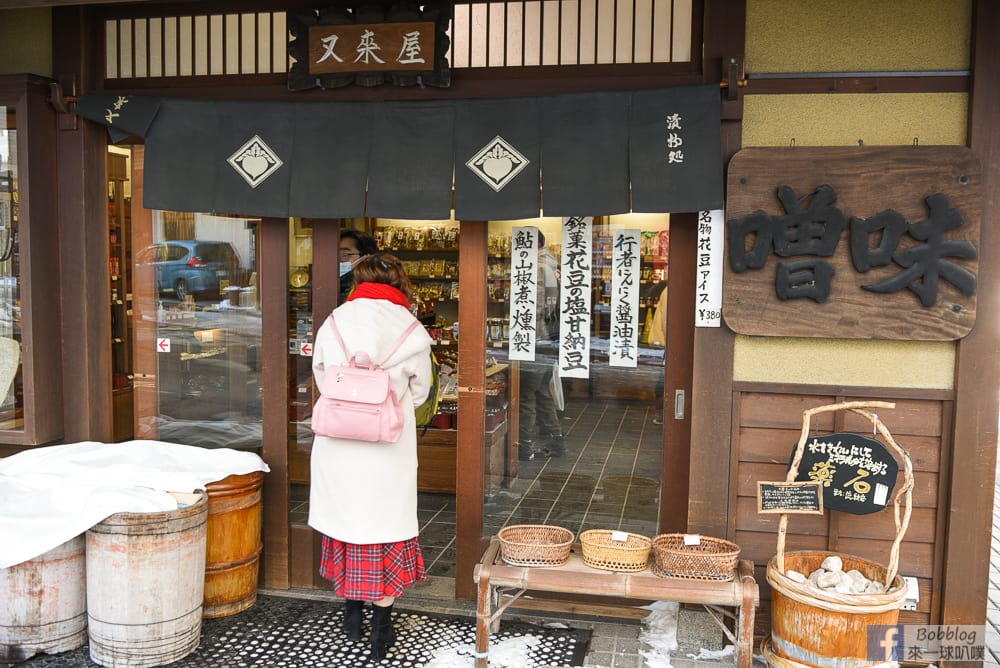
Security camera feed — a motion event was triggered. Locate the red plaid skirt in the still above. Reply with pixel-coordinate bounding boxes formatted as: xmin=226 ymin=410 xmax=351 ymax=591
xmin=319 ymin=536 xmax=427 ymax=601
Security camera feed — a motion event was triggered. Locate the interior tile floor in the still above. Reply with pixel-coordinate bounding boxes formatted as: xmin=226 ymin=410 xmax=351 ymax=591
xmin=293 ymin=396 xmax=664 ymax=581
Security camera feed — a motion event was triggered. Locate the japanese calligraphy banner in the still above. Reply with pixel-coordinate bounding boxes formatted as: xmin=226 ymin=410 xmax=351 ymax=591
xmin=454 ymin=98 xmax=541 ymax=221
xmin=508 ymin=227 xmax=540 ymax=361
xmin=288 ymin=102 xmax=370 ymax=218
xmin=145 ymin=100 xmax=298 ymax=218
xmin=695 ymin=209 xmax=724 ymax=327
xmin=77 ymin=86 xmax=725 ymax=221
xmin=540 ymin=92 xmax=631 ymax=216
xmin=630 ymin=84 xmax=724 ymax=213
xmin=559 ymin=217 xmax=593 ymax=378
xmin=75 ymin=94 xmax=161 ymax=143
xmin=610 ymin=230 xmax=641 ymax=368
xmin=367 ymin=100 xmax=455 ymax=220
xmin=724 ymin=146 xmax=981 ymax=340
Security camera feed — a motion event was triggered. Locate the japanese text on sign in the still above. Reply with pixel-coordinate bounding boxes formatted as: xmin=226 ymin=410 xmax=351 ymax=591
xmin=665 ymin=111 xmax=685 ymax=165
xmin=696 ymin=209 xmax=724 ymax=327
xmin=309 ymin=23 xmax=434 ymax=74
xmin=609 ymin=230 xmax=641 ymax=368
xmin=559 ymin=216 xmax=593 ymax=379
xmin=508 ymin=227 xmax=539 ymax=361
xmin=793 ymin=433 xmax=899 ymax=515
xmin=727 ymin=186 xmax=977 ymax=306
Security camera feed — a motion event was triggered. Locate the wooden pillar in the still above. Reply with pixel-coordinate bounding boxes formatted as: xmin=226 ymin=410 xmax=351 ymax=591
xmin=52 ymin=7 xmax=113 ymax=442
xmin=687 ymin=0 xmax=745 ymax=536
xmin=941 ymin=0 xmax=1000 ymax=627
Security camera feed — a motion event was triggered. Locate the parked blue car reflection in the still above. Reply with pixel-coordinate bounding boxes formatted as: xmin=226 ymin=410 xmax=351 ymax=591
xmin=135 ymin=240 xmax=240 ymax=301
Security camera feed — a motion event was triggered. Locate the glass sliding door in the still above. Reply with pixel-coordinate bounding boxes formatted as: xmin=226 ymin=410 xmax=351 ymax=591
xmin=483 ymin=215 xmax=669 ymax=543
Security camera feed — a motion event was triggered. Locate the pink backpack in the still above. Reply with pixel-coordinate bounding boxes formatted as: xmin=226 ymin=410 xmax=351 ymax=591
xmin=311 ymin=317 xmax=421 ymax=443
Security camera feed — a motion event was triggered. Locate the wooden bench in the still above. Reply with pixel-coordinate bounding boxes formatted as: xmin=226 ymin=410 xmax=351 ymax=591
xmin=473 ymin=537 xmax=759 ymax=668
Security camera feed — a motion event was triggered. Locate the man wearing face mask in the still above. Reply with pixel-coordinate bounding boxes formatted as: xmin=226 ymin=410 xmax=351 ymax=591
xmin=339 ymin=230 xmax=380 ymax=303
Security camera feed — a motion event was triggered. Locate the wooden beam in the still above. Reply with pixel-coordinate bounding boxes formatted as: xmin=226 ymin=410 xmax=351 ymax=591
xmin=941 ymin=0 xmax=1000 ymax=627
xmin=687 ymin=0 xmax=744 ymax=538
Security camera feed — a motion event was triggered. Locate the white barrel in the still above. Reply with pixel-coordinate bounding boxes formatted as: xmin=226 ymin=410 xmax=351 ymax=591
xmin=86 ymin=492 xmax=208 ymax=668
xmin=0 ymin=535 xmax=87 ymax=662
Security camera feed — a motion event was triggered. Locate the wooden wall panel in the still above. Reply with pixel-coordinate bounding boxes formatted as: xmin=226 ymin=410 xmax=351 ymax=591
xmin=730 ymin=385 xmax=952 ymax=628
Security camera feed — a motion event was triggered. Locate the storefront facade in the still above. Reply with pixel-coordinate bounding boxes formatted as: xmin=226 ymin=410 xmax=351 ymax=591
xmin=0 ymin=0 xmax=996 ymax=636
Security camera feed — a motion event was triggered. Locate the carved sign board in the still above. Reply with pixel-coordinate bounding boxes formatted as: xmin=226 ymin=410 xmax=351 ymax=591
xmin=724 ymin=146 xmax=981 ymax=340
xmin=288 ymin=5 xmax=450 ymax=89
xmin=757 ymin=481 xmax=824 ymax=515
xmin=308 ymin=22 xmax=435 ymax=74
xmin=790 ymin=432 xmax=899 ymax=516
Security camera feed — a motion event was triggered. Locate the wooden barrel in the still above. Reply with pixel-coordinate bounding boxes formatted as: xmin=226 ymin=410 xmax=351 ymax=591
xmin=203 ymin=471 xmax=264 ymax=618
xmin=761 ymin=636 xmax=895 ymax=668
xmin=0 ymin=535 xmax=87 ymax=663
xmin=86 ymin=492 xmax=207 ymax=668
xmin=767 ymin=551 xmax=908 ymax=668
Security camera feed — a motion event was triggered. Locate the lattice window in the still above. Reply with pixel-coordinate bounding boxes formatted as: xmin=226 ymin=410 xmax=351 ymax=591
xmin=103 ymin=1 xmax=693 ymax=80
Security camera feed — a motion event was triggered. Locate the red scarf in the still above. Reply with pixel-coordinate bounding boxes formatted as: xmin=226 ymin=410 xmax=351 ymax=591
xmin=347 ymin=282 xmax=410 ymax=308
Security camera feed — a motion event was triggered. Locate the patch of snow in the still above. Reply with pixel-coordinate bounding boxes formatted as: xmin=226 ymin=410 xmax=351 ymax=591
xmin=686 ymin=645 xmax=735 ymax=660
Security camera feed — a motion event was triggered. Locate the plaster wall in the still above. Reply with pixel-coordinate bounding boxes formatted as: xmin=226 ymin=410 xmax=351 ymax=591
xmin=746 ymin=0 xmax=971 ymax=73
xmin=0 ymin=9 xmax=52 ymax=77
xmin=735 ymin=1 xmax=972 ymax=390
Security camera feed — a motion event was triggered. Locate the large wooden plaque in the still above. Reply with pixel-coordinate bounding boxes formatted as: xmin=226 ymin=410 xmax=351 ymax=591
xmin=724 ymin=146 xmax=981 ymax=340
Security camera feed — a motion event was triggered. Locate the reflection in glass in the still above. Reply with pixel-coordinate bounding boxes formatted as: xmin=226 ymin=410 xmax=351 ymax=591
xmin=484 ymin=215 xmax=669 ymax=542
xmin=133 ymin=210 xmax=262 ymax=454
xmin=289 ymin=218 xmax=314 ymax=521
xmin=0 ymin=106 xmax=22 ymax=431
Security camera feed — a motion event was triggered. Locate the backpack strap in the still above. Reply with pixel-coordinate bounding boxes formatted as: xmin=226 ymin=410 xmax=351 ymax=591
xmin=328 ymin=315 xmax=421 ymax=368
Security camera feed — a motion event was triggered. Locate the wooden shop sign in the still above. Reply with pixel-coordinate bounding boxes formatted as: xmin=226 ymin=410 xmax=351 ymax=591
xmin=288 ymin=5 xmax=450 ymax=89
xmin=724 ymin=146 xmax=981 ymax=340
xmin=757 ymin=481 xmax=823 ymax=515
xmin=789 ymin=432 xmax=899 ymax=516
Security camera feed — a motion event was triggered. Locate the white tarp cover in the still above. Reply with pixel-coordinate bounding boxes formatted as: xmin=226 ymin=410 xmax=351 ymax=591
xmin=0 ymin=440 xmax=269 ymax=568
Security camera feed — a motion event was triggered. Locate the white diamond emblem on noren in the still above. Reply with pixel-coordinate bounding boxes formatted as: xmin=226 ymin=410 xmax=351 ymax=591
xmin=227 ymin=135 xmax=284 ymax=188
xmin=466 ymin=136 xmax=529 ymax=192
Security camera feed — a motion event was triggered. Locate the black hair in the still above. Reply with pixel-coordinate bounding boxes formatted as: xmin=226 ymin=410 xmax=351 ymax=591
xmin=340 ymin=229 xmax=379 ymax=256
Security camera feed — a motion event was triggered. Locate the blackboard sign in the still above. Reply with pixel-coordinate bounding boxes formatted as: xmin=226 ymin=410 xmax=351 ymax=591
xmin=791 ymin=432 xmax=899 ymax=515
xmin=757 ymin=481 xmax=824 ymax=515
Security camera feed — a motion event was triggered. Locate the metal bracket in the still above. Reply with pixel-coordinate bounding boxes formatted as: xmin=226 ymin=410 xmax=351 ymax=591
xmin=720 ymin=55 xmax=747 ymax=101
xmin=48 ymin=81 xmax=78 ymax=131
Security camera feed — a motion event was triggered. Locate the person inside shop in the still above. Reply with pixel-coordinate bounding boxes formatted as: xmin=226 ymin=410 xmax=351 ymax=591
xmin=519 ymin=231 xmax=566 ymax=460
xmin=309 ymin=252 xmax=434 ymax=662
xmin=338 ymin=229 xmax=380 ymax=303
xmin=646 ymin=280 xmax=668 ymax=424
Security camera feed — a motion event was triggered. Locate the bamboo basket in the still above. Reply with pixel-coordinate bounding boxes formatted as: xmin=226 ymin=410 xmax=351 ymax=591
xmin=497 ymin=525 xmax=574 ymax=567
xmin=766 ymin=401 xmax=914 ymax=668
xmin=650 ymin=534 xmax=740 ymax=581
xmin=580 ymin=530 xmax=651 ymax=572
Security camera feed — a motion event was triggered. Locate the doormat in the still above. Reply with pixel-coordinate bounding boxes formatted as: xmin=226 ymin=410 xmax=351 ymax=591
xmin=19 ymin=593 xmax=592 ymax=667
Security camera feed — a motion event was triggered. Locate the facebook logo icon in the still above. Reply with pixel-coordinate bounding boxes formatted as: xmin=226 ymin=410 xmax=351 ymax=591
xmin=868 ymin=625 xmax=904 ymax=662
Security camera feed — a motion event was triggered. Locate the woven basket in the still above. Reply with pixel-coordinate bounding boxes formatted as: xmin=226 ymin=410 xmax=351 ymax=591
xmin=580 ymin=530 xmax=651 ymax=572
xmin=497 ymin=525 xmax=574 ymax=567
xmin=650 ymin=534 xmax=740 ymax=581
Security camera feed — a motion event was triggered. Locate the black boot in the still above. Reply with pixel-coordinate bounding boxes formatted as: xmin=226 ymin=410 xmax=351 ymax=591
xmin=369 ymin=603 xmax=396 ymax=663
xmin=342 ymin=599 xmax=363 ymax=642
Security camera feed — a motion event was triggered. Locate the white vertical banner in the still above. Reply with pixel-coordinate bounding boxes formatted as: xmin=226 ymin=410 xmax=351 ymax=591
xmin=695 ymin=209 xmax=725 ymax=327
xmin=559 ymin=216 xmax=593 ymax=378
xmin=609 ymin=229 xmax=641 ymax=368
xmin=508 ymin=226 xmax=539 ymax=361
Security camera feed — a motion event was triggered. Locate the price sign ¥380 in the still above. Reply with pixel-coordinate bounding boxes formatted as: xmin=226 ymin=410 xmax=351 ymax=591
xmin=791 ymin=432 xmax=899 ymax=515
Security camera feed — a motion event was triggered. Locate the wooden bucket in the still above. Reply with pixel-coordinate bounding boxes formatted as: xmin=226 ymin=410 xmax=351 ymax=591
xmin=203 ymin=471 xmax=264 ymax=618
xmin=0 ymin=535 xmax=87 ymax=663
xmin=767 ymin=551 xmax=907 ymax=668
xmin=768 ymin=401 xmax=914 ymax=668
xmin=86 ymin=491 xmax=208 ymax=668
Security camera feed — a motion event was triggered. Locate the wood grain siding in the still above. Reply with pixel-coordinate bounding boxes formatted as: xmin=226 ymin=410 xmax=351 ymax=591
xmin=729 ymin=383 xmax=953 ymax=626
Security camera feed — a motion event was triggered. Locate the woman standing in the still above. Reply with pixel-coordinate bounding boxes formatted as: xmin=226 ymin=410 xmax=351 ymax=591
xmin=309 ymin=253 xmax=433 ymax=662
